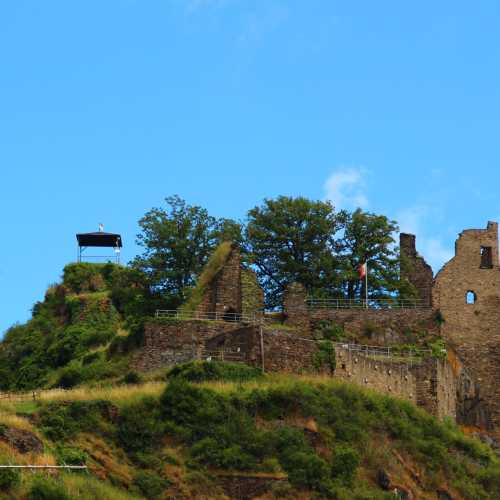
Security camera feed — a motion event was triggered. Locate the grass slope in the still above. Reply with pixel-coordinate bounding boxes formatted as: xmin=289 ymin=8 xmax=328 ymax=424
xmin=0 ymin=367 xmax=497 ymax=499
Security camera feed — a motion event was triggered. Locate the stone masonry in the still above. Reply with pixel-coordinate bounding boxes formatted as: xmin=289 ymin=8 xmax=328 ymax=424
xmin=309 ymin=308 xmax=439 ymax=345
xmin=197 ymin=244 xmax=242 ymax=317
xmin=433 ymin=221 xmax=500 ymax=433
xmin=400 ymin=233 xmax=434 ymax=306
xmin=283 ymin=282 xmax=311 ymax=334
xmin=197 ymin=244 xmax=264 ymax=319
xmin=133 ymin=317 xmax=475 ymax=422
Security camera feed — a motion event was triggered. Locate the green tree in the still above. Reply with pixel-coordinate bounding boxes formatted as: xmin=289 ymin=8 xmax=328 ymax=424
xmin=340 ymin=209 xmax=411 ymax=301
xmin=244 ymin=196 xmax=346 ymax=307
xmin=132 ymin=195 xmax=241 ymax=307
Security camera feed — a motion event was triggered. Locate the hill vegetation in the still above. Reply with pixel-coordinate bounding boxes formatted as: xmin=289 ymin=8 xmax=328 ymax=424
xmin=0 ymin=368 xmax=497 ymax=499
xmin=0 ymin=262 xmax=151 ymax=391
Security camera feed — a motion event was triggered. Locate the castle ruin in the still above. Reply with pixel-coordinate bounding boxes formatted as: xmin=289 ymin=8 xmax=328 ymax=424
xmin=133 ymin=222 xmax=500 ymax=437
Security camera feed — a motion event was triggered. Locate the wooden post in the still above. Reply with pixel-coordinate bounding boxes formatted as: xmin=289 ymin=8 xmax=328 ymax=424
xmin=259 ymin=324 xmax=265 ymax=373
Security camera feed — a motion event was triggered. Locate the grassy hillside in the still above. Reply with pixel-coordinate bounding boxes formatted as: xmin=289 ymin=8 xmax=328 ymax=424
xmin=0 ymin=368 xmax=497 ymax=499
xmin=0 ymin=263 xmax=157 ymax=391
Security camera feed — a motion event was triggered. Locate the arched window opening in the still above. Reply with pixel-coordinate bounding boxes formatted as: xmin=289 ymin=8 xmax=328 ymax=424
xmin=466 ymin=291 xmax=477 ymax=305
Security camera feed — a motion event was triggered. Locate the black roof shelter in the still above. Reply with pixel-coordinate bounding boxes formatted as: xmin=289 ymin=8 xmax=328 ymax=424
xmin=76 ymin=232 xmax=122 ymax=248
xmin=76 ymin=229 xmax=122 ymax=263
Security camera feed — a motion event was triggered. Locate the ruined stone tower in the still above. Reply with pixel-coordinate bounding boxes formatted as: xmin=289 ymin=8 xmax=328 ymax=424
xmin=400 ymin=233 xmax=434 ymax=306
xmin=196 ymin=244 xmax=264 ymax=318
xmin=433 ymin=222 xmax=500 ymax=432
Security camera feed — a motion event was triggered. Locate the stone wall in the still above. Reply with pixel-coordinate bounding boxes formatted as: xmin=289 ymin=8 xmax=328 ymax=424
xmin=197 ymin=245 xmax=243 ymax=316
xmin=334 ymin=346 xmax=418 ymax=406
xmin=283 ymin=282 xmax=311 ymax=334
xmin=241 ymin=268 xmax=264 ymax=318
xmin=205 ymin=326 xmax=322 ymax=374
xmin=132 ymin=318 xmax=478 ymax=424
xmin=132 ymin=319 xmax=241 ymax=372
xmin=400 ymin=233 xmax=434 ymax=306
xmin=433 ymin=221 xmax=500 ymax=432
xmin=310 ymin=308 xmax=439 ymax=345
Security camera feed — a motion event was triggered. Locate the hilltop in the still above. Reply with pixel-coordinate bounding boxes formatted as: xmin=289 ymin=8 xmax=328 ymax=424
xmin=0 ymin=262 xmax=155 ymax=391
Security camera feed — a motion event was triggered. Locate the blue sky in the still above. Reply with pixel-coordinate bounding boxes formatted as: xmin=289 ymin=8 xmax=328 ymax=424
xmin=2 ymin=0 xmax=500 ymax=333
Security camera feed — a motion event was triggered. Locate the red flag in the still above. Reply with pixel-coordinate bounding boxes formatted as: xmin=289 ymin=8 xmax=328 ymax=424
xmin=358 ymin=262 xmax=367 ymax=279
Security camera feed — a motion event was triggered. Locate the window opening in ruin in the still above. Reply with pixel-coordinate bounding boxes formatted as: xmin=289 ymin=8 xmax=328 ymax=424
xmin=480 ymin=246 xmax=493 ymax=268
xmin=222 ymin=307 xmax=239 ymax=322
xmin=466 ymin=291 xmax=477 ymax=305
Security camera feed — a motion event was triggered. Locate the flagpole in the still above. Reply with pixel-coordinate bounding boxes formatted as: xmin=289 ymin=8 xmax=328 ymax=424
xmin=365 ymin=261 xmax=368 ymax=309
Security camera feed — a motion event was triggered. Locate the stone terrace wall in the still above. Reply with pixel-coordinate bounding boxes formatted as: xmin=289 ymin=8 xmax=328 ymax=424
xmin=259 ymin=328 xmax=319 ymax=373
xmin=334 ymin=346 xmax=472 ymax=421
xmin=310 ymin=308 xmax=438 ymax=345
xmin=132 ymin=319 xmax=241 ymax=372
xmin=334 ymin=346 xmax=418 ymax=406
xmin=206 ymin=326 xmax=322 ymax=374
xmin=132 ymin=318 xmax=484 ymax=425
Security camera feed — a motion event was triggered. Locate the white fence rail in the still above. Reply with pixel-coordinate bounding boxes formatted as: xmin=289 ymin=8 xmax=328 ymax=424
xmin=334 ymin=342 xmax=431 ymax=359
xmin=307 ymin=298 xmax=431 ymax=310
xmin=155 ymin=309 xmax=261 ymax=324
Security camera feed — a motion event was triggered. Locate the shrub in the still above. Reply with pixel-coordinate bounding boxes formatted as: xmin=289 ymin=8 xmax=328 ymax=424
xmin=167 ymin=361 xmax=262 ymax=383
xmin=313 ymin=340 xmax=336 ymax=374
xmin=27 ymin=477 xmax=70 ymax=500
xmin=82 ymin=351 xmax=101 ymax=365
xmin=39 ymin=400 xmax=111 ymax=441
xmin=122 ymin=371 xmax=142 ymax=385
xmin=281 ymin=450 xmax=331 ymax=490
xmin=331 ymin=445 xmax=360 ymax=485
xmin=190 ymin=438 xmax=257 ymax=470
xmin=55 ymin=445 xmax=88 ymax=465
xmin=314 ymin=320 xmax=345 ymax=341
xmin=429 ymin=339 xmax=447 ymax=359
xmin=56 ymin=364 xmax=83 ymax=389
xmin=270 ymin=481 xmax=292 ymax=498
xmin=0 ymin=468 xmax=20 ymax=491
xmin=108 ymin=318 xmax=145 ymax=357
xmin=62 ymin=263 xmax=108 ymax=294
xmin=434 ymin=310 xmax=445 ymax=325
xmin=117 ymin=397 xmax=164 ymax=453
xmin=133 ymin=471 xmax=170 ymax=500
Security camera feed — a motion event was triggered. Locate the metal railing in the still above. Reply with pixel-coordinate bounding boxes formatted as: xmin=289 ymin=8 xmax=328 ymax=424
xmin=307 ymin=298 xmax=431 ymax=310
xmin=155 ymin=309 xmax=260 ymax=324
xmin=0 ymin=465 xmax=87 ymax=470
xmin=334 ymin=342 xmax=431 ymax=359
xmin=77 ymin=255 xmax=120 ymax=264
xmin=200 ymin=346 xmax=246 ymax=362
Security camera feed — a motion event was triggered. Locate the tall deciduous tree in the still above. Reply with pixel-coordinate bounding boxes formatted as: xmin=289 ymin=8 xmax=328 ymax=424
xmin=340 ymin=209 xmax=411 ymax=300
xmin=244 ymin=196 xmax=347 ymax=307
xmin=132 ymin=195 xmax=241 ymax=307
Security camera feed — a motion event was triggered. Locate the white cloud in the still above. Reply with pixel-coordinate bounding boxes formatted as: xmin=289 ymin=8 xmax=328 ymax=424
xmin=324 ymin=167 xmax=369 ymax=210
